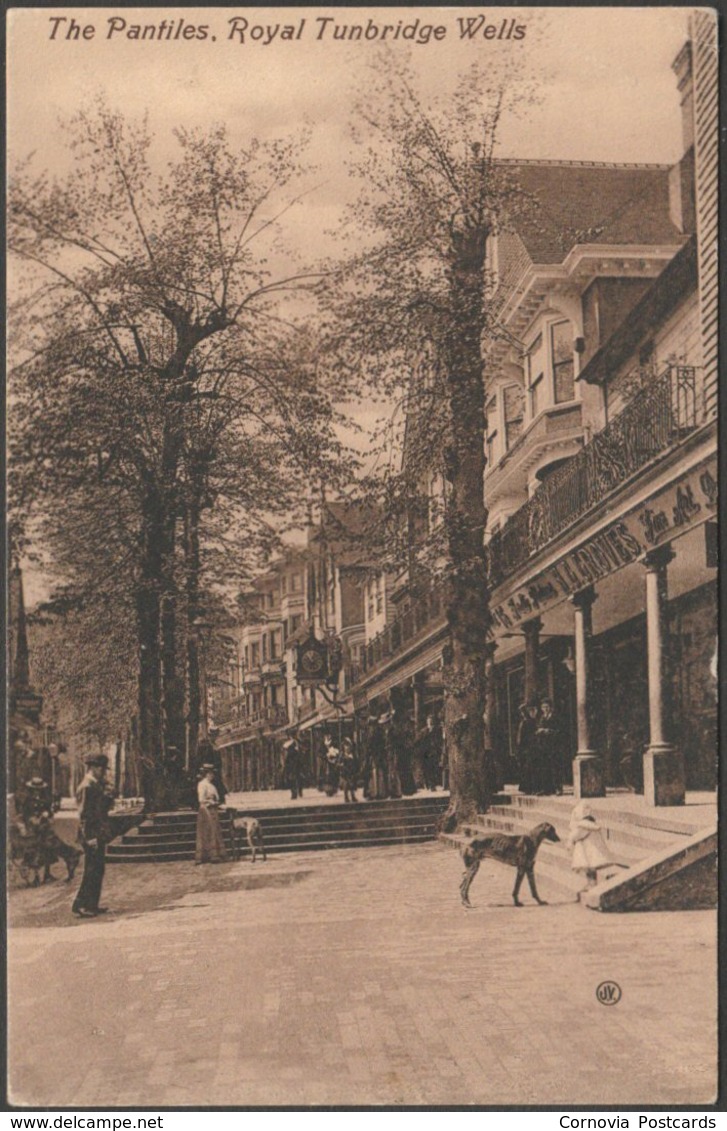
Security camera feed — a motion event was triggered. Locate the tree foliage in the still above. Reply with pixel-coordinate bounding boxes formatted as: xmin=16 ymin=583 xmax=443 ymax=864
xmin=9 ymin=103 xmax=354 ymax=803
xmin=321 ymin=57 xmax=536 ymax=824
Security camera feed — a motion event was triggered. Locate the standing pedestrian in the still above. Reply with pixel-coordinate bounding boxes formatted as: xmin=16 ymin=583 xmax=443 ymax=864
xmin=382 ymin=710 xmax=402 ymax=799
xmin=71 ymin=753 xmax=115 ymax=918
xmin=339 ymin=737 xmax=359 ymax=803
xmin=517 ymin=700 xmax=540 ymax=794
xmin=367 ymin=714 xmax=388 ymax=799
xmin=535 ymin=698 xmax=560 ymax=795
xmin=283 ymin=737 xmax=304 ymax=800
xmin=322 ymin=733 xmax=341 ymax=796
xmin=195 ymin=764 xmax=228 ymax=864
xmin=415 ymin=714 xmax=442 ymax=791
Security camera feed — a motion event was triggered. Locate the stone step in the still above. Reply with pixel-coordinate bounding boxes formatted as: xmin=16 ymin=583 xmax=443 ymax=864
xmin=445 ymin=792 xmax=712 ymax=910
xmin=504 ymin=792 xmax=708 ymax=837
xmin=107 ymin=794 xmax=449 ymax=862
xmin=135 ymin=810 xmax=446 ymax=838
xmin=147 ymin=796 xmax=449 ymax=825
xmin=476 ymin=809 xmax=676 ymax=858
xmin=132 ymin=809 xmax=443 ymax=838
xmin=113 ymin=817 xmax=441 ymax=853
xmin=107 ymin=829 xmax=437 ymax=863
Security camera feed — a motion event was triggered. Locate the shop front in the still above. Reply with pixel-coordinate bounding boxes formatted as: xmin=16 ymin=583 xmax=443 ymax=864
xmin=489 ymin=448 xmax=718 ymax=801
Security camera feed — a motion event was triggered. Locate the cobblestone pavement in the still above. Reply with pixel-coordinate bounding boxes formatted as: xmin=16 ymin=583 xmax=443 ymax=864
xmin=8 ymin=842 xmax=717 ymax=1108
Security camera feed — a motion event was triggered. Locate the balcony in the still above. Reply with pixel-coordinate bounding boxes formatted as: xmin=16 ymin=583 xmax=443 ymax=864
xmin=213 ymin=695 xmax=246 ymax=728
xmin=215 ymin=701 xmax=289 ymax=734
xmin=349 ymin=365 xmax=705 ymax=692
xmin=487 ymin=365 xmax=703 ymax=587
xmin=360 ymin=584 xmax=446 ymax=676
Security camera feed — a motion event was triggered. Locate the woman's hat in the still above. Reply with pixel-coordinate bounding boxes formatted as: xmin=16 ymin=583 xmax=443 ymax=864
xmin=26 ymin=776 xmax=46 ymax=789
xmin=201 ymin=762 xmax=215 ymax=771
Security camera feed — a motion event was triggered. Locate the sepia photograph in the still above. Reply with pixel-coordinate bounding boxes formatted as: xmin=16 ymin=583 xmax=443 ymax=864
xmin=5 ymin=4 xmax=719 ymax=1110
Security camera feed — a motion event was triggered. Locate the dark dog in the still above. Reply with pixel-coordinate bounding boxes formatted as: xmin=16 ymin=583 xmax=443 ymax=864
xmin=460 ymin=822 xmax=560 ymax=908
xmin=234 ymin=816 xmax=267 ymax=863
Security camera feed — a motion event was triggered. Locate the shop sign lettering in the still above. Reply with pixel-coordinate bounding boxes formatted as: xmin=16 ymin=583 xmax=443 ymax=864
xmin=492 ymin=458 xmax=716 ymax=634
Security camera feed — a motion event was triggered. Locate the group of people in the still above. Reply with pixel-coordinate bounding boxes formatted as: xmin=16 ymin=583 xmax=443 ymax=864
xmin=516 ymin=696 xmax=563 ymax=797
xmin=14 ymin=704 xmax=623 ymax=920
xmin=280 ymin=707 xmax=445 ymax=805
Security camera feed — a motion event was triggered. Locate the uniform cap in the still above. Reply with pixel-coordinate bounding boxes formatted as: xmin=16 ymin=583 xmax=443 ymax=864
xmin=84 ymin=753 xmax=109 ymax=768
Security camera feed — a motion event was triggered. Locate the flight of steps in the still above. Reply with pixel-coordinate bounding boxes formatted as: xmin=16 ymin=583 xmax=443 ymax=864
xmin=107 ymin=794 xmax=450 ymax=862
xmin=441 ymin=791 xmax=709 ymax=903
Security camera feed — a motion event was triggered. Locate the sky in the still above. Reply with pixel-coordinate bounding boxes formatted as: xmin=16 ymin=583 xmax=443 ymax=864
xmin=7 ymin=6 xmax=695 ymax=601
xmin=9 ymin=7 xmax=691 ymax=234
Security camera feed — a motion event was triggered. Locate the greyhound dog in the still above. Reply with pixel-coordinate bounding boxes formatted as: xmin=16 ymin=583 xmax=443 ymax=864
xmin=460 ymin=822 xmax=560 ymax=908
xmin=233 ymin=816 xmax=267 ymax=863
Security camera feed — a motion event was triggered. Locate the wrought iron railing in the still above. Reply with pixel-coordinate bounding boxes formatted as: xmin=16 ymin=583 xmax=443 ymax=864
xmin=353 ymin=364 xmax=703 ymax=686
xmin=360 ymin=583 xmax=445 ymax=675
xmin=487 ymin=365 xmax=702 ymax=587
xmin=214 ymin=699 xmax=288 ymax=731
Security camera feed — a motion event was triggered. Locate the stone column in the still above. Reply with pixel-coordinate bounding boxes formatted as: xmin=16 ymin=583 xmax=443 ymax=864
xmin=643 ymin=545 xmax=685 ymax=806
xmin=570 ymin=586 xmax=605 ymax=799
xmin=522 ymin=617 xmax=542 ymax=705
xmin=412 ymin=671 xmax=426 ymax=736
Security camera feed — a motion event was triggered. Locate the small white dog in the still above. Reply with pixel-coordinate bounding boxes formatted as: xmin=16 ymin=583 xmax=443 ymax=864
xmin=233 ymin=816 xmax=267 ymax=863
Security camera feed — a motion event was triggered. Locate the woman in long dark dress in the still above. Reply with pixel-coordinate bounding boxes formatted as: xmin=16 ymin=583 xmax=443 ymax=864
xmin=517 ymin=702 xmax=540 ymax=794
xmin=535 ymin=698 xmax=560 ymax=795
xmin=367 ymin=715 xmax=389 ymax=799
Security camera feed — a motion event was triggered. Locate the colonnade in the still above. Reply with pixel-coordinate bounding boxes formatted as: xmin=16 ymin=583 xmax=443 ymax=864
xmin=520 ymin=541 xmax=685 ymax=806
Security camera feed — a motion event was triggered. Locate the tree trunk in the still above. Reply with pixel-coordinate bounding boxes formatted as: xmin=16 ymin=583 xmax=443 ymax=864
xmin=440 ymin=225 xmax=492 ymax=831
xmin=184 ymin=498 xmax=202 ymax=771
xmin=136 ymin=498 xmax=163 ymax=808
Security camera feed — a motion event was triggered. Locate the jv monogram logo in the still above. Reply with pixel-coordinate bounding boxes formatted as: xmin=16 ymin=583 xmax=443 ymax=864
xmin=596 ymin=981 xmax=622 ymax=1005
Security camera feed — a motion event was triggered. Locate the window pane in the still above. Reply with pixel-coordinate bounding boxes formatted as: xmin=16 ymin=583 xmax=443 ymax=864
xmin=551 ymin=321 xmax=574 ymax=403
xmin=503 ymin=385 xmax=524 ymax=448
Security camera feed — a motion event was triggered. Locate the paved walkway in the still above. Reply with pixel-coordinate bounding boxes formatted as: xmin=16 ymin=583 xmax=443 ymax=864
xmin=8 ymin=841 xmax=717 ymax=1108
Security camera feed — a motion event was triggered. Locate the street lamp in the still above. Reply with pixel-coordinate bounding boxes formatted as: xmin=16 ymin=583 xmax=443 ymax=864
xmin=47 ymin=742 xmax=59 ymax=806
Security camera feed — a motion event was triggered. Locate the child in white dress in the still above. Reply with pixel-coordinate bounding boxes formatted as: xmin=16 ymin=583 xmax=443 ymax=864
xmin=568 ymin=801 xmax=625 ymax=889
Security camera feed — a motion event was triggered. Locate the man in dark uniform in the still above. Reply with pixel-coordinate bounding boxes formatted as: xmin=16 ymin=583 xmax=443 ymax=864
xmin=415 ymin=714 xmax=442 ymax=791
xmin=71 ymin=753 xmax=115 ymax=918
xmin=283 ymin=737 xmax=304 ymax=800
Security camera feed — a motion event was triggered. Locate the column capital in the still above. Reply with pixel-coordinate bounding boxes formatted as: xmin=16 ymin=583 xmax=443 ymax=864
xmin=643 ymin=544 xmax=676 ymax=571
xmin=522 ymin=617 xmax=543 ymax=638
xmin=569 ymin=584 xmax=598 ymax=611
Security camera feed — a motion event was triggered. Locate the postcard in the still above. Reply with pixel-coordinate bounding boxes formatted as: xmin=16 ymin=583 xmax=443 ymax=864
xmin=6 ymin=5 xmax=718 ymax=1111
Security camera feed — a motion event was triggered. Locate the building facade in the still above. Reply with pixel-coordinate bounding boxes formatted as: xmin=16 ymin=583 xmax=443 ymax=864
xmin=212 ymin=507 xmax=368 ymax=790
xmin=211 ymin=25 xmax=717 ymax=803
xmin=348 ymin=24 xmax=718 ymax=803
